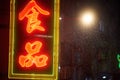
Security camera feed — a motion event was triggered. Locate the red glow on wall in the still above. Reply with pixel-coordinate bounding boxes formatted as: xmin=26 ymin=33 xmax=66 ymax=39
xmin=18 ymin=0 xmax=50 ymax=33
xmin=19 ymin=41 xmax=48 ymax=67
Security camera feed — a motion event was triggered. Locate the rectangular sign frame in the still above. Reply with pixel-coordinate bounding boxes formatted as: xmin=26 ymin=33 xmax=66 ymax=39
xmin=8 ymin=0 xmax=59 ymax=79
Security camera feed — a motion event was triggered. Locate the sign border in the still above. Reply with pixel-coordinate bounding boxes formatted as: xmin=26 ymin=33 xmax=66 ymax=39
xmin=8 ymin=0 xmax=59 ymax=79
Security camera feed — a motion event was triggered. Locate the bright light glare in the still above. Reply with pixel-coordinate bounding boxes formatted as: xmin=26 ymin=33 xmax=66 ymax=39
xmin=81 ymin=12 xmax=94 ymax=25
xmin=78 ymin=9 xmax=96 ymax=28
xmin=59 ymin=17 xmax=62 ymax=20
xmin=102 ymin=75 xmax=107 ymax=79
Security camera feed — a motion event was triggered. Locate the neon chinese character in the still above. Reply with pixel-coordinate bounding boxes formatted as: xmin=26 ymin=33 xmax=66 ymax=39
xmin=19 ymin=41 xmax=48 ymax=67
xmin=19 ymin=0 xmax=50 ymax=33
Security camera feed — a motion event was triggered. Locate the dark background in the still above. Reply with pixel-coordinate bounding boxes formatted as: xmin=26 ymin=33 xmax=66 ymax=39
xmin=60 ymin=0 xmax=120 ymax=80
xmin=0 ymin=0 xmax=120 ymax=80
xmin=0 ymin=0 xmax=9 ymax=79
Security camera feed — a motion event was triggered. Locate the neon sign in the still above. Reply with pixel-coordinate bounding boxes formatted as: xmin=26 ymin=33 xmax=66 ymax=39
xmin=9 ymin=0 xmax=59 ymax=79
xmin=19 ymin=0 xmax=50 ymax=33
xmin=117 ymin=54 xmax=120 ymax=68
xmin=19 ymin=41 xmax=48 ymax=67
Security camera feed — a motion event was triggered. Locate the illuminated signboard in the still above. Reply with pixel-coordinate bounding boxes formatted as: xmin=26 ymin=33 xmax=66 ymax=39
xmin=117 ymin=54 xmax=120 ymax=69
xmin=8 ymin=0 xmax=59 ymax=79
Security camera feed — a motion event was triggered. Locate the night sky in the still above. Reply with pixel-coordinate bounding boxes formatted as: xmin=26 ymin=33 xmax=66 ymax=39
xmin=0 ymin=0 xmax=120 ymax=79
xmin=60 ymin=0 xmax=120 ymax=46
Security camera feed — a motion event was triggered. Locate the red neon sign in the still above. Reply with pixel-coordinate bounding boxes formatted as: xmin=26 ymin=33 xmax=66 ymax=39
xmin=18 ymin=0 xmax=49 ymax=68
xmin=9 ymin=0 xmax=59 ymax=79
xmin=19 ymin=41 xmax=48 ymax=67
xmin=19 ymin=0 xmax=50 ymax=33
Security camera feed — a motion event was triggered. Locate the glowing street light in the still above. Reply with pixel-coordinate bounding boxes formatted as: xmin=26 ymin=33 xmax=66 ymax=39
xmin=77 ymin=8 xmax=97 ymax=29
xmin=81 ymin=11 xmax=95 ymax=26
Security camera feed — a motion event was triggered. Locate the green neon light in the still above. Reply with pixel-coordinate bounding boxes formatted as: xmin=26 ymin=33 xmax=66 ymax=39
xmin=117 ymin=54 xmax=120 ymax=68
